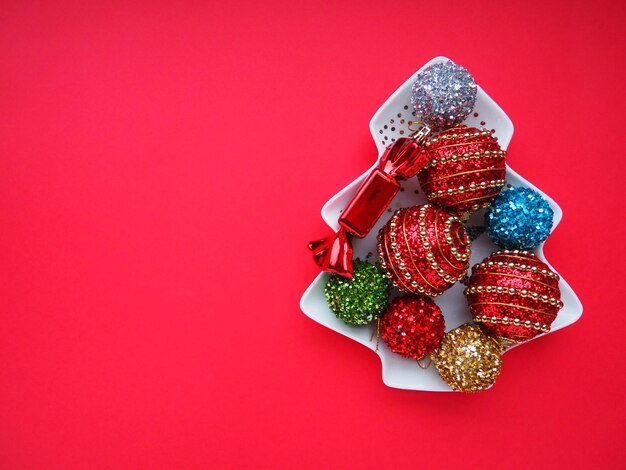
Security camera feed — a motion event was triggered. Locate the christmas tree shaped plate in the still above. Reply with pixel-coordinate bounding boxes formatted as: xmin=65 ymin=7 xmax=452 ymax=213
xmin=300 ymin=56 xmax=583 ymax=391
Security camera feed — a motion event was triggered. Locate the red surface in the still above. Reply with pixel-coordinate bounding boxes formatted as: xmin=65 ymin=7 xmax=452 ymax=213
xmin=1 ymin=1 xmax=625 ymax=468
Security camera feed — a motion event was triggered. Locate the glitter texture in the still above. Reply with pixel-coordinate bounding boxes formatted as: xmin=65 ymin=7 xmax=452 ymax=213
xmin=377 ymin=204 xmax=470 ymax=296
xmin=486 ymin=186 xmax=554 ymax=250
xmin=324 ymin=260 xmax=389 ymax=325
xmin=418 ymin=125 xmax=507 ymax=217
xmin=379 ymin=295 xmax=445 ymax=359
xmin=433 ymin=323 xmax=503 ymax=392
xmin=465 ymin=251 xmax=563 ymax=344
xmin=411 ymin=61 xmax=477 ymax=132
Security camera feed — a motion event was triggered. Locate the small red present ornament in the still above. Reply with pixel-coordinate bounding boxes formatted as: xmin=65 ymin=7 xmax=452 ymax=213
xmin=309 ymin=125 xmax=431 ymax=278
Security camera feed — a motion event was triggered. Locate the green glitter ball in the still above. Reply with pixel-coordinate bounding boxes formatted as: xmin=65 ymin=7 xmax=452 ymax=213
xmin=324 ymin=260 xmax=389 ymax=325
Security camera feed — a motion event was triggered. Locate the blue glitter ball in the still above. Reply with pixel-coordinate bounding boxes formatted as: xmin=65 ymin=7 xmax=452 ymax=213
xmin=486 ymin=187 xmax=554 ymax=250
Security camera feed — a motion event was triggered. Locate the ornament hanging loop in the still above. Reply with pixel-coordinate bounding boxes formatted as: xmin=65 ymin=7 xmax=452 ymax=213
xmin=369 ymin=319 xmax=381 ymax=352
xmin=416 ymin=357 xmax=432 ymax=369
xmin=494 ymin=336 xmax=515 ymax=353
xmin=407 ymin=121 xmax=431 ymax=143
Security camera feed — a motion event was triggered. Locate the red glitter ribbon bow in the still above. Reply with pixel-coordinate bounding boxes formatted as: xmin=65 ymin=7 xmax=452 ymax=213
xmin=309 ymin=126 xmax=431 ymax=278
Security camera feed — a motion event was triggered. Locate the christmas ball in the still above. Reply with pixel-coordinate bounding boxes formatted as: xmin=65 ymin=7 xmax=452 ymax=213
xmin=411 ymin=60 xmax=477 ymax=132
xmin=465 ymin=251 xmax=563 ymax=344
xmin=377 ymin=204 xmax=470 ymax=296
xmin=324 ymin=259 xmax=389 ymax=325
xmin=418 ymin=125 xmax=507 ymax=217
xmin=486 ymin=186 xmax=554 ymax=250
xmin=432 ymin=323 xmax=503 ymax=392
xmin=379 ymin=295 xmax=446 ymax=359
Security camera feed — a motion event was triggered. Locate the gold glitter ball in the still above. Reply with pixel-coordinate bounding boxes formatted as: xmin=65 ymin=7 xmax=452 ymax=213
xmin=432 ymin=324 xmax=503 ymax=392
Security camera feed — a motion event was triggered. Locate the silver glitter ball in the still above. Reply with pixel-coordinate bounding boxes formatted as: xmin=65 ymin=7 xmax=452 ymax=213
xmin=410 ymin=61 xmax=477 ymax=132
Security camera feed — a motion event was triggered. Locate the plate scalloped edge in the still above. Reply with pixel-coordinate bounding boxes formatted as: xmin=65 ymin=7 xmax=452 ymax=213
xmin=300 ymin=56 xmax=583 ymax=392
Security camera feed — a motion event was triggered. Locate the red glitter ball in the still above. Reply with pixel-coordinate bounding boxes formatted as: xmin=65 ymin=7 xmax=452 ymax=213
xmin=379 ymin=295 xmax=445 ymax=359
xmin=377 ymin=204 xmax=470 ymax=296
xmin=465 ymin=251 xmax=563 ymax=344
xmin=418 ymin=125 xmax=507 ymax=216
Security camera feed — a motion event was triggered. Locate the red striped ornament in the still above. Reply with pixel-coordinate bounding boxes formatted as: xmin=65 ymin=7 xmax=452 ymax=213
xmin=465 ymin=251 xmax=563 ymax=344
xmin=418 ymin=125 xmax=506 ymax=218
xmin=377 ymin=204 xmax=470 ymax=296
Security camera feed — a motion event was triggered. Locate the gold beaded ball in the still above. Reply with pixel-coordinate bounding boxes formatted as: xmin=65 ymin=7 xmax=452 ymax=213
xmin=432 ymin=324 xmax=503 ymax=392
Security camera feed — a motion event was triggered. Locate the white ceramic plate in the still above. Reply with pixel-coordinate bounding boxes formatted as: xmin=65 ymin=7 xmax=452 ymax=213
xmin=300 ymin=56 xmax=583 ymax=391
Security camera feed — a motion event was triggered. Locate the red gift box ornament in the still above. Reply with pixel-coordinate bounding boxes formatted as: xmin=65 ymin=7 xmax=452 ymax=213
xmin=309 ymin=124 xmax=431 ymax=278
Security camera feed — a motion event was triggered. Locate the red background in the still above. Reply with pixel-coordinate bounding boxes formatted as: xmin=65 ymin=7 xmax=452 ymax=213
xmin=1 ymin=1 xmax=625 ymax=468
